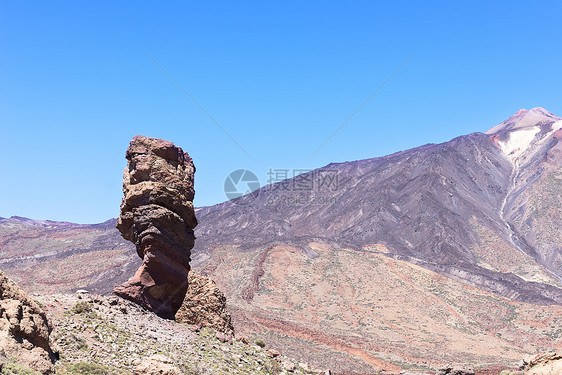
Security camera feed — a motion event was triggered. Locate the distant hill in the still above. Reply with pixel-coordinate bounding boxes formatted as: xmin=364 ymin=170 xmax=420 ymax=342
xmin=0 ymin=216 xmax=137 ymax=294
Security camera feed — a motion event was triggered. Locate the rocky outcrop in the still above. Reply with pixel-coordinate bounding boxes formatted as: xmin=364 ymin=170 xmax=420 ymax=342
xmin=34 ymin=293 xmax=323 ymax=375
xmin=435 ymin=367 xmax=474 ymax=375
xmin=134 ymin=354 xmax=182 ymax=375
xmin=175 ymin=272 xmax=234 ymax=334
xmin=0 ymin=270 xmax=56 ymax=374
xmin=516 ymin=352 xmax=562 ymax=374
xmin=114 ymin=135 xmax=197 ymax=319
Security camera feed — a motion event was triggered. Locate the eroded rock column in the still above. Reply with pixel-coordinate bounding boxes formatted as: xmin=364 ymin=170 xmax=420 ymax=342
xmin=114 ymin=135 xmax=197 ymax=319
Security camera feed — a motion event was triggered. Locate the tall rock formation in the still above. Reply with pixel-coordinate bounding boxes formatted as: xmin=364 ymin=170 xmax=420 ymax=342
xmin=0 ymin=270 xmax=56 ymax=374
xmin=114 ymin=135 xmax=197 ymax=319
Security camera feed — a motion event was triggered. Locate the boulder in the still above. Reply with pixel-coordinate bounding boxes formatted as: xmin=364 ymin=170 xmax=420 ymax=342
xmin=114 ymin=135 xmax=197 ymax=319
xmin=175 ymin=272 xmax=234 ymax=334
xmin=435 ymin=366 xmax=474 ymax=375
xmin=282 ymin=360 xmax=295 ymax=372
xmin=0 ymin=270 xmax=56 ymax=374
xmin=266 ymin=349 xmax=280 ymax=358
xmin=133 ymin=354 xmax=182 ymax=375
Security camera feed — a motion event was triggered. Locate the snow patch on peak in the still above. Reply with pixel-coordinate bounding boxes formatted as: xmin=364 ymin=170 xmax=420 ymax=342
xmin=497 ymin=127 xmax=541 ymax=162
xmin=495 ymin=119 xmax=562 ymax=164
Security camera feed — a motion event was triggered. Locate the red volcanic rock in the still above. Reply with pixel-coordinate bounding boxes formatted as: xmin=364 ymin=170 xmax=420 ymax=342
xmin=237 ymin=335 xmax=249 ymax=344
xmin=114 ymin=135 xmax=197 ymax=319
xmin=488 ymin=133 xmax=501 ymax=148
xmin=266 ymin=349 xmax=280 ymax=358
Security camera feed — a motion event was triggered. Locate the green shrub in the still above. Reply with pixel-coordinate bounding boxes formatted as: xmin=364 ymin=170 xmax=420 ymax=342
xmin=264 ymin=359 xmax=281 ymax=375
xmin=254 ymin=339 xmax=266 ymax=348
xmin=58 ymin=333 xmax=87 ymax=351
xmin=1 ymin=359 xmax=41 ymax=375
xmin=71 ymin=302 xmax=92 ymax=315
xmin=62 ymin=362 xmax=110 ymax=375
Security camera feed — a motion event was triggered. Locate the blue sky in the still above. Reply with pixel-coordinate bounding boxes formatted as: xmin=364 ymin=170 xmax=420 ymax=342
xmin=1 ymin=1 xmax=561 ymax=223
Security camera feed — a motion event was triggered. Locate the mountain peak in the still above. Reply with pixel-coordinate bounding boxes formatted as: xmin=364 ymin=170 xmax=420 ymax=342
xmin=486 ymin=107 xmax=560 ymax=135
xmin=529 ymin=106 xmax=559 ymax=117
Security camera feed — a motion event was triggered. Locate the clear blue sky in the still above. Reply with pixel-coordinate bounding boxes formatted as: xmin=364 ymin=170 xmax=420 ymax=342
xmin=1 ymin=1 xmax=561 ymax=223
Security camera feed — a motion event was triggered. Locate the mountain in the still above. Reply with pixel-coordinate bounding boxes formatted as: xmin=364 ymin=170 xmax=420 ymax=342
xmin=184 ymin=108 xmax=562 ymax=372
xmin=1 ymin=108 xmax=562 ymax=373
xmin=193 ymin=107 xmax=562 ymax=305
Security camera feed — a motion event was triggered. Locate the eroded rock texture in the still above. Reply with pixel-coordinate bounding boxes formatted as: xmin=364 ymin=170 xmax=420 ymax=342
xmin=114 ymin=135 xmax=197 ymax=319
xmin=175 ymin=272 xmax=234 ymax=334
xmin=0 ymin=270 xmax=56 ymax=374
xmin=519 ymin=352 xmax=562 ymax=374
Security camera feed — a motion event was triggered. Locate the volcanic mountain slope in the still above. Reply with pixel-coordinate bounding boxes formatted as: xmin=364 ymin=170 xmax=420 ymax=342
xmin=486 ymin=108 xmax=562 ymax=284
xmin=187 ymin=108 xmax=562 ymax=372
xmin=199 ymin=242 xmax=562 ymax=373
xmin=193 ymin=107 xmax=562 ymax=305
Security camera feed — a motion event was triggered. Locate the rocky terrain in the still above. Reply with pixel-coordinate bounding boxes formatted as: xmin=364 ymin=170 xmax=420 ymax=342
xmin=515 ymin=352 xmax=562 ymax=374
xmin=114 ymin=135 xmax=198 ymax=319
xmin=2 ymin=266 xmax=559 ymax=375
xmin=0 ymin=279 xmax=328 ymax=375
xmin=39 ymin=291 xmax=327 ymax=375
xmin=1 ymin=108 xmax=562 ymax=373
